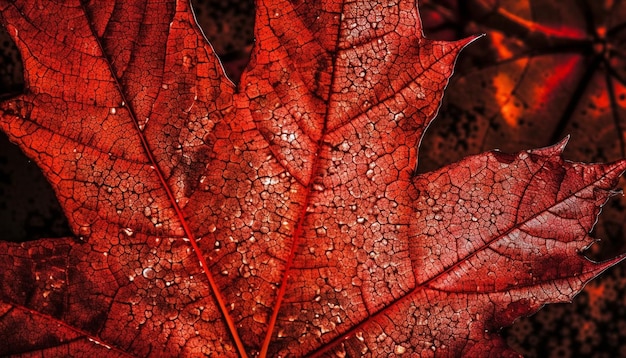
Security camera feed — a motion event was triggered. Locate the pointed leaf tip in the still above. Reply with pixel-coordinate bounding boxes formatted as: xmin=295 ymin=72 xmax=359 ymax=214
xmin=614 ymin=158 xmax=626 ymax=176
xmin=465 ymin=33 xmax=486 ymax=46
xmin=554 ymin=135 xmax=570 ymax=153
xmin=446 ymin=34 xmax=484 ymax=53
xmin=528 ymin=136 xmax=570 ymax=157
xmin=597 ymin=252 xmax=626 ymax=271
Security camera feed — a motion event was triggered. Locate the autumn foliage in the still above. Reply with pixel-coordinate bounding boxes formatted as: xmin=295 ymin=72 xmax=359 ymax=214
xmin=0 ymin=0 xmax=624 ymax=356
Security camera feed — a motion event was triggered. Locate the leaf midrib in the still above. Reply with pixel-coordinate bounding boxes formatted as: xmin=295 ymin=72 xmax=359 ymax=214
xmin=257 ymin=1 xmax=350 ymax=355
xmin=77 ymin=2 xmax=248 ymax=357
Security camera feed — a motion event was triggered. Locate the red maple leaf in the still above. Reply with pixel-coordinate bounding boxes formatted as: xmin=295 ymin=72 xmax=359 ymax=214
xmin=0 ymin=0 xmax=624 ymax=356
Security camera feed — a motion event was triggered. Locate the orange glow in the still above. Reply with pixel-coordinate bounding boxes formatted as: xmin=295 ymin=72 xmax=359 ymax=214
xmin=592 ymin=87 xmax=611 ymax=110
xmin=490 ymin=31 xmax=514 ymax=60
xmin=493 ymin=61 xmax=527 ymax=128
xmin=531 ymin=55 xmax=581 ymax=110
xmin=497 ymin=8 xmax=586 ymax=40
xmin=615 ymin=80 xmax=626 ymax=109
xmin=585 ymin=283 xmax=605 ymax=307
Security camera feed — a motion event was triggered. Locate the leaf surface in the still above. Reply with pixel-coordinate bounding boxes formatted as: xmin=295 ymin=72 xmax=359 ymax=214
xmin=0 ymin=0 xmax=624 ymax=356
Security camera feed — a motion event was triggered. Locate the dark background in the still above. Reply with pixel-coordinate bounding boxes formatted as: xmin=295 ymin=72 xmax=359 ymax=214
xmin=1 ymin=0 xmax=625 ymax=356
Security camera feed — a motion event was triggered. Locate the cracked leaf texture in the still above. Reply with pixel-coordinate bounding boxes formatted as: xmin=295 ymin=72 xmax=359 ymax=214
xmin=0 ymin=0 xmax=624 ymax=356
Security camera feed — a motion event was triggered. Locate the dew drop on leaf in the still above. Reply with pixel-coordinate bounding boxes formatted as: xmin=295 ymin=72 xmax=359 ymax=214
xmin=395 ymin=345 xmax=406 ymax=354
xmin=78 ymin=225 xmax=91 ymax=238
xmin=313 ymin=183 xmax=325 ymax=191
xmin=335 ymin=344 xmax=347 ymax=358
xmin=182 ymin=54 xmax=194 ymax=69
xmin=142 ymin=267 xmax=155 ymax=279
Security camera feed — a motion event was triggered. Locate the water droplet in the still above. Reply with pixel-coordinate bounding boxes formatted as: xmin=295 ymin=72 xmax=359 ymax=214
xmin=338 ymin=141 xmax=351 ymax=152
xmin=78 ymin=225 xmax=91 ymax=237
xmin=335 ymin=344 xmax=347 ymax=358
xmin=109 ymin=107 xmax=116 ymax=114
xmin=395 ymin=345 xmax=406 ymax=355
xmin=253 ymin=312 xmax=267 ymax=324
xmin=182 ymin=54 xmax=195 ymax=69
xmin=142 ymin=267 xmax=155 ymax=279
xmin=162 ymin=83 xmax=169 ymax=90
xmin=356 ymin=217 xmax=365 ymax=224
xmin=313 ymin=183 xmax=325 ymax=191
xmin=123 ymin=228 xmax=134 ymax=236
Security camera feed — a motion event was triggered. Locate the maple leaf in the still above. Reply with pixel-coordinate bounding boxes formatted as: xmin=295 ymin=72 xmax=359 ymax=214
xmin=0 ymin=0 xmax=624 ymax=357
